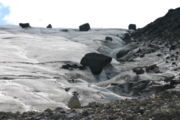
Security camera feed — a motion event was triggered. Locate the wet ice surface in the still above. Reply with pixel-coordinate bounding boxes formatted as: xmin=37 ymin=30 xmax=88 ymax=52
xmin=0 ymin=26 xmax=126 ymax=112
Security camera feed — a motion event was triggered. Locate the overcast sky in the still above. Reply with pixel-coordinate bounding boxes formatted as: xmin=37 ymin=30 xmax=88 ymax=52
xmin=0 ymin=0 xmax=179 ymax=29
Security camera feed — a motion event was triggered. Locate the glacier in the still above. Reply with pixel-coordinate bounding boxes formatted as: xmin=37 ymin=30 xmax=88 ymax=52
xmin=0 ymin=25 xmax=127 ymax=112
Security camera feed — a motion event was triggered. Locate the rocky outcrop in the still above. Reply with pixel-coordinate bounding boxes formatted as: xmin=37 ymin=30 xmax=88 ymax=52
xmin=80 ymin=53 xmax=112 ymax=75
xmin=132 ymin=7 xmax=180 ymax=42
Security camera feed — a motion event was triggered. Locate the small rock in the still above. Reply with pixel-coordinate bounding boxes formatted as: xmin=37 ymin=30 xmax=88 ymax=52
xmin=157 ymin=53 xmax=162 ymax=57
xmin=169 ymin=45 xmax=176 ymax=51
xmin=81 ymin=110 xmax=89 ymax=116
xmin=61 ymin=29 xmax=68 ymax=32
xmin=132 ymin=67 xmax=144 ymax=75
xmin=172 ymin=62 xmax=177 ymax=66
xmin=105 ymin=36 xmax=113 ymax=41
xmin=65 ymin=88 xmax=70 ymax=92
xmin=145 ymin=64 xmax=160 ymax=73
xmin=140 ymin=54 xmax=145 ymax=58
xmin=68 ymin=92 xmax=81 ymax=109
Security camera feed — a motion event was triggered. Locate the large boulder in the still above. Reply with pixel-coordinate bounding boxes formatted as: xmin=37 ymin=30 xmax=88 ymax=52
xmin=46 ymin=24 xmax=52 ymax=28
xmin=80 ymin=53 xmax=112 ymax=75
xmin=19 ymin=23 xmax=31 ymax=28
xmin=79 ymin=23 xmax=91 ymax=31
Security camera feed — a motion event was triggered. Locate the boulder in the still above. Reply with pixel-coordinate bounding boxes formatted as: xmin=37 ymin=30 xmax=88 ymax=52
xmin=80 ymin=53 xmax=112 ymax=75
xmin=132 ymin=67 xmax=144 ymax=75
xmin=116 ymin=49 xmax=130 ymax=58
xmin=19 ymin=23 xmax=31 ymax=28
xmin=122 ymin=33 xmax=131 ymax=43
xmin=116 ymin=43 xmax=138 ymax=61
xmin=128 ymin=24 xmax=136 ymax=30
xmin=79 ymin=23 xmax=91 ymax=31
xmin=145 ymin=64 xmax=160 ymax=73
xmin=65 ymin=88 xmax=70 ymax=92
xmin=105 ymin=36 xmax=113 ymax=41
xmin=47 ymin=24 xmax=52 ymax=28
xmin=169 ymin=45 xmax=176 ymax=51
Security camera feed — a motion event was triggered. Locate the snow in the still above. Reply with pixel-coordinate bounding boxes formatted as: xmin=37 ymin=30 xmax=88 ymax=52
xmin=0 ymin=25 xmax=126 ymax=112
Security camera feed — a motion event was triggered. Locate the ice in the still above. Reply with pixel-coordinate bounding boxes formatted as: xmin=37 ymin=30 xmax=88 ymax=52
xmin=0 ymin=26 xmax=126 ymax=112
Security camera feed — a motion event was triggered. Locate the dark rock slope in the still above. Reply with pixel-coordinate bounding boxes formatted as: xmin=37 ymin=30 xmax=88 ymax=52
xmin=132 ymin=7 xmax=180 ymax=43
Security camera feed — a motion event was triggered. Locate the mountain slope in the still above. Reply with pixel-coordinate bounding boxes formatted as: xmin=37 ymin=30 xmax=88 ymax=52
xmin=132 ymin=7 xmax=180 ymax=43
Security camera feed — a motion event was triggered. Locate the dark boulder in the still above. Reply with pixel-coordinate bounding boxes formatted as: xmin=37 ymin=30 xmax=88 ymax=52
xmin=47 ymin=24 xmax=52 ymax=28
xmin=145 ymin=64 xmax=160 ymax=73
xmin=80 ymin=53 xmax=112 ymax=75
xmin=116 ymin=49 xmax=130 ymax=58
xmin=139 ymin=54 xmax=145 ymax=58
xmin=19 ymin=23 xmax=31 ymax=28
xmin=79 ymin=23 xmax=91 ymax=31
xmin=172 ymin=62 xmax=177 ymax=66
xmin=132 ymin=67 xmax=144 ymax=75
xmin=116 ymin=44 xmax=139 ymax=61
xmin=128 ymin=24 xmax=136 ymax=30
xmin=65 ymin=88 xmax=70 ymax=92
xmin=169 ymin=45 xmax=176 ymax=51
xmin=105 ymin=36 xmax=113 ymax=41
xmin=157 ymin=53 xmax=162 ymax=57
xmin=122 ymin=32 xmax=131 ymax=43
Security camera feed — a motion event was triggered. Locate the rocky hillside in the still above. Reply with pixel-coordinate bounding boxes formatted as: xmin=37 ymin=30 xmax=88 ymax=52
xmin=131 ymin=7 xmax=180 ymax=43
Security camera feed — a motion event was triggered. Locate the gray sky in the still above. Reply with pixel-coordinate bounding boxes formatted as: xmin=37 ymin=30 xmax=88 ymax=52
xmin=0 ymin=0 xmax=179 ymax=28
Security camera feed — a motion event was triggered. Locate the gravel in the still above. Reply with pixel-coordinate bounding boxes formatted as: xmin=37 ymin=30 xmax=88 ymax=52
xmin=0 ymin=91 xmax=180 ymax=120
